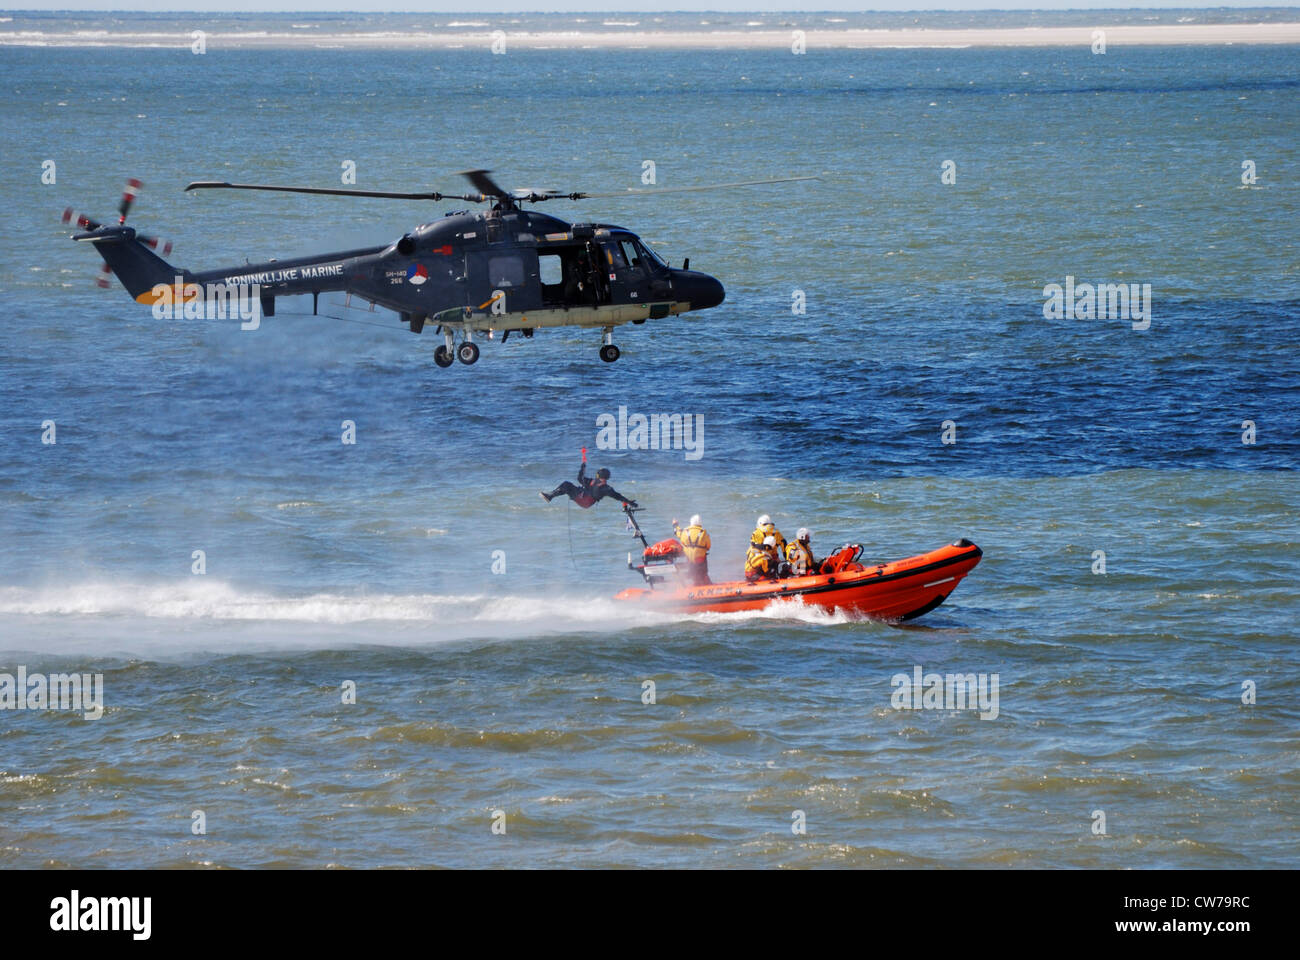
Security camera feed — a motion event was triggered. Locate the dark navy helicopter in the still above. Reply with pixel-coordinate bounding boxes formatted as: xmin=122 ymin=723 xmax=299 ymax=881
xmin=64 ymin=170 xmax=813 ymax=367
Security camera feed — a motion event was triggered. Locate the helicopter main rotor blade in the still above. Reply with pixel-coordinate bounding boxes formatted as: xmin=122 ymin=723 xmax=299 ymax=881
xmin=573 ymin=175 xmax=820 ymax=199
xmin=453 ymin=168 xmax=509 ymax=199
xmin=182 ymin=173 xmax=818 ymax=206
xmin=184 ymin=181 xmax=482 ymax=203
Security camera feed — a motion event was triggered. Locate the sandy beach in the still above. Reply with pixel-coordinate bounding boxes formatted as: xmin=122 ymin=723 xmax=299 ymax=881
xmin=453 ymin=23 xmax=1300 ymax=49
xmin=4 ymin=22 xmax=1300 ymax=49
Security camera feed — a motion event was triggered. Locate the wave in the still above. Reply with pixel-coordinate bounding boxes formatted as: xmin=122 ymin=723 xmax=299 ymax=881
xmin=9 ymin=23 xmax=1294 ymax=50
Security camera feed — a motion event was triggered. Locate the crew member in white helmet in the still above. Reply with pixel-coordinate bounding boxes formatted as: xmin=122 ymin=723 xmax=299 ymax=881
xmin=745 ymin=534 xmax=780 ymax=581
xmin=750 ymin=514 xmax=785 ymax=556
xmin=785 ymin=527 xmax=818 ymax=577
xmin=672 ymin=514 xmax=712 ymax=585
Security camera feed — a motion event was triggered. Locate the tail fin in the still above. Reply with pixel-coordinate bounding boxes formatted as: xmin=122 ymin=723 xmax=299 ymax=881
xmin=77 ymin=227 xmax=184 ymax=302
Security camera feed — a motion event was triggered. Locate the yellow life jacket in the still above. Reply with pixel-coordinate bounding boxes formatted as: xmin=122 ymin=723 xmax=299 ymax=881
xmin=676 ymin=524 xmax=711 ymax=563
xmin=785 ymin=539 xmax=814 ymax=576
xmin=752 ymin=523 xmax=785 ymax=555
xmin=744 ymin=545 xmax=773 ymax=579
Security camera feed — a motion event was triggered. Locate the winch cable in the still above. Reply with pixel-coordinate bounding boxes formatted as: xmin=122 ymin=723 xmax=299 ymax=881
xmin=565 ymin=497 xmax=584 ymax=574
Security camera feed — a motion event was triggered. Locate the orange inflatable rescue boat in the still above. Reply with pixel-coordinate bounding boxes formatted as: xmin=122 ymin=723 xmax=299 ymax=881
xmin=613 ymin=508 xmax=982 ymax=621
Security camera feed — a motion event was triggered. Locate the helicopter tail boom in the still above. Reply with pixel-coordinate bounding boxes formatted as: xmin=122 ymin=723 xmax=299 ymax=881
xmin=74 ymin=226 xmax=185 ymax=303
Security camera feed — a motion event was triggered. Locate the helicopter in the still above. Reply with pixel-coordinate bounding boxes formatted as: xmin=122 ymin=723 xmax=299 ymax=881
xmin=64 ymin=170 xmax=815 ymax=367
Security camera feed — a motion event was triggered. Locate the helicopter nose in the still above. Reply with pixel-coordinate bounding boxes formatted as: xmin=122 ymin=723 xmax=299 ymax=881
xmin=675 ymin=270 xmax=725 ymax=311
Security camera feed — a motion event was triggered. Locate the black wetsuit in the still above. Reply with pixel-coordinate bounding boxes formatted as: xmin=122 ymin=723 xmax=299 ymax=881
xmin=547 ymin=463 xmax=634 ymax=509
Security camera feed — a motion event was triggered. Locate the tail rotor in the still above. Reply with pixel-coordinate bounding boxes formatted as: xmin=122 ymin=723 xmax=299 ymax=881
xmin=61 ymin=206 xmax=101 ymax=231
xmin=62 ymin=179 xmax=175 ymax=290
xmin=118 ymin=177 xmax=141 ymax=223
xmin=136 ymin=234 xmax=173 ymax=256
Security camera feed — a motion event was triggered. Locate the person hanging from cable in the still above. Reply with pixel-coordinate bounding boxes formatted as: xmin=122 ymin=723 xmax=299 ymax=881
xmin=540 ymin=448 xmax=637 ymax=510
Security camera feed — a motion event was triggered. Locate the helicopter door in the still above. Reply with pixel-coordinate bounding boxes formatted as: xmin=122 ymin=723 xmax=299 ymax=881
xmin=466 ymin=249 xmax=542 ymax=316
xmin=602 ymin=238 xmax=652 ymax=306
xmin=539 ymin=244 xmax=603 ymax=308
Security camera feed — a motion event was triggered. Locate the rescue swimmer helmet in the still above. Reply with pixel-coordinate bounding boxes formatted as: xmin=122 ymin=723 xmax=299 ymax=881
xmin=797 ymin=527 xmax=811 ymax=542
xmin=596 ymin=467 xmax=611 ymax=480
xmin=757 ymin=514 xmax=771 ymax=526
xmin=762 ymin=535 xmax=776 ymax=547
xmin=689 ymin=514 xmax=702 ymax=527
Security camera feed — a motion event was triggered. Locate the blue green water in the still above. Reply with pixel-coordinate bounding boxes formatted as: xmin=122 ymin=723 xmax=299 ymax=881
xmin=0 ymin=13 xmax=1297 ymax=868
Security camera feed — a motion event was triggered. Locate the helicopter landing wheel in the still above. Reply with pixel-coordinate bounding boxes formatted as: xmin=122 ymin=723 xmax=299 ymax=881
xmin=457 ymin=341 xmax=480 ymax=365
xmin=433 ymin=345 xmax=454 ymax=368
xmin=599 ymin=344 xmax=620 ymax=363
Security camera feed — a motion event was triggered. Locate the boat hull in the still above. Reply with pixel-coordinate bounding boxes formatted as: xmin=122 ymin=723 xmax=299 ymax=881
xmin=614 ymin=540 xmax=983 ymax=621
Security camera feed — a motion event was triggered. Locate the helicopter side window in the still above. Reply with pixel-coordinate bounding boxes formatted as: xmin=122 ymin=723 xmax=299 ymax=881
xmin=538 ymin=252 xmax=564 ymax=288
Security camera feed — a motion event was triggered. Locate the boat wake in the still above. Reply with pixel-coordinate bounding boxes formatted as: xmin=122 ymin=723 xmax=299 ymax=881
xmin=0 ymin=579 xmax=885 ymax=659
xmin=0 ymin=580 xmax=678 ymax=656
xmin=680 ymin=596 xmax=865 ymax=627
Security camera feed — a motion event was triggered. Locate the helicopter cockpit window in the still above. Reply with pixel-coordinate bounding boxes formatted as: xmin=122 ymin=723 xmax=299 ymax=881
xmin=637 ymin=240 xmax=668 ymax=270
xmin=618 ymin=240 xmax=641 ymax=271
xmin=488 ymin=255 xmax=525 ymax=288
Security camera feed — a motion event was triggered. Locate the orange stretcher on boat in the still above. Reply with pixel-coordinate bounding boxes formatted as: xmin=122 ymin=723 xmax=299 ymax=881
xmin=613 ymin=508 xmax=982 ymax=621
